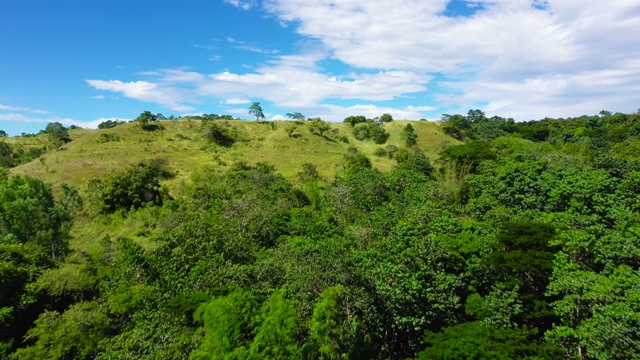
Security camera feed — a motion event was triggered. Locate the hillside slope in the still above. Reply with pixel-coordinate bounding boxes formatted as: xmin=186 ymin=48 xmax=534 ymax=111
xmin=10 ymin=119 xmax=459 ymax=195
xmin=7 ymin=118 xmax=459 ymax=252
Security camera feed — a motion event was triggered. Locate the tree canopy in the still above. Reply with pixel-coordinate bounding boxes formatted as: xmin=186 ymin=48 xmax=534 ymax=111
xmin=248 ymin=102 xmax=265 ymax=121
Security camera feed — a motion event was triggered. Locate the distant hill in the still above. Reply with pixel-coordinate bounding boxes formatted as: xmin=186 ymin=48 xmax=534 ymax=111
xmin=9 ymin=118 xmax=459 ymax=196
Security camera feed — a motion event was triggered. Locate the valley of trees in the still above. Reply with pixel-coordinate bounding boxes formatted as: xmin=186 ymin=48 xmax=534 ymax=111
xmin=2 ymin=109 xmax=640 ymax=359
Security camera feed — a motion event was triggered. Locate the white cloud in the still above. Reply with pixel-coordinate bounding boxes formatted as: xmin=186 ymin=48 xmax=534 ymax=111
xmin=225 ymin=0 xmax=253 ymax=11
xmin=0 ymin=113 xmax=128 ymax=129
xmin=0 ymin=104 xmax=51 ymax=114
xmin=91 ymin=95 xmax=106 ymax=99
xmin=233 ymin=44 xmax=280 ymax=55
xmin=256 ymin=0 xmax=640 ymax=119
xmin=226 ymin=98 xmax=251 ymax=105
xmin=87 ymin=0 xmax=640 ymax=121
xmin=312 ymin=104 xmax=437 ymax=121
xmin=86 ymin=79 xmax=194 ymax=112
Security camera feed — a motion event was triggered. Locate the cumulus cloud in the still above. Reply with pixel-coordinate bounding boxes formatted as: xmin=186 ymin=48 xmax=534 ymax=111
xmin=258 ymin=0 xmax=640 ymax=118
xmin=86 ymin=79 xmax=194 ymax=112
xmin=89 ymin=0 xmax=640 ymax=120
xmin=313 ymin=104 xmax=438 ymax=121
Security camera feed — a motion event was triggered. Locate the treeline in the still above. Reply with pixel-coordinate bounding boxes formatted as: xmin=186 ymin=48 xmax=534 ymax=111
xmin=2 ymin=110 xmax=640 ymax=359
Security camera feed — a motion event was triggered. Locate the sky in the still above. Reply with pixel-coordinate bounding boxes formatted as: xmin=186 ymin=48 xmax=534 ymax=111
xmin=1 ymin=0 xmax=639 ymax=135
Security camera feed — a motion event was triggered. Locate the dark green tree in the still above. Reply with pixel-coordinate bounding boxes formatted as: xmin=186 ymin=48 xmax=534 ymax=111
xmin=378 ymin=113 xmax=393 ymax=123
xmin=414 ymin=321 xmax=560 ymax=360
xmin=44 ymin=122 xmax=70 ymax=148
xmin=343 ymin=115 xmax=368 ymax=127
xmin=402 ymin=123 xmax=418 ymax=147
xmin=249 ymin=102 xmax=265 ymax=121
xmin=87 ymin=163 xmax=163 ymax=213
xmin=286 ymin=112 xmax=305 ymax=121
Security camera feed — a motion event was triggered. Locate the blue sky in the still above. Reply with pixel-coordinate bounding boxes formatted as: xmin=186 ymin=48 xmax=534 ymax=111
xmin=1 ymin=0 xmax=639 ymax=135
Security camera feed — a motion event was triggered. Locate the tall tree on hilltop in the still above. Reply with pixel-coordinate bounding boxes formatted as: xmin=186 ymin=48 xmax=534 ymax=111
xmin=249 ymin=102 xmax=265 ymax=121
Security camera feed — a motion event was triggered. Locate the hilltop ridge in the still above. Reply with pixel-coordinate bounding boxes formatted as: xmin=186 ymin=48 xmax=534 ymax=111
xmin=8 ymin=118 xmax=458 ymax=195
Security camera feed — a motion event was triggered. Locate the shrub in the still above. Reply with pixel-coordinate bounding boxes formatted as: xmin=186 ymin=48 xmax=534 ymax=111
xmin=96 ymin=133 xmax=121 ymax=143
xmin=309 ymin=120 xmax=331 ymax=137
xmin=379 ymin=113 xmax=394 ymax=123
xmin=353 ymin=122 xmax=389 ymax=144
xmin=394 ymin=148 xmax=434 ymax=176
xmin=87 ymin=162 xmax=164 ymax=213
xmin=343 ymin=149 xmax=372 ymax=174
xmin=343 ymin=115 xmax=368 ymax=127
xmin=403 ymin=124 xmax=418 ymax=147
xmin=202 ymin=122 xmax=236 ymax=147
xmin=374 ymin=147 xmax=388 ymax=157
xmin=97 ymin=120 xmax=126 ymax=129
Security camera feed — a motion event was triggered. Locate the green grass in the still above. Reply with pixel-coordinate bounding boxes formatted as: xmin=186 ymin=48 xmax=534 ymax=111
xmin=10 ymin=119 xmax=458 ymax=192
xmin=8 ymin=118 xmax=459 ymax=252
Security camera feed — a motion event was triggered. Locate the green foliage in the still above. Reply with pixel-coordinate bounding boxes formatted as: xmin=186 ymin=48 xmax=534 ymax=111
xmin=0 ymin=141 xmax=15 ymax=168
xmin=352 ymin=122 xmax=389 ymax=144
xmin=393 ymin=148 xmax=434 ymax=176
xmin=402 ymin=123 xmax=418 ymax=147
xmin=11 ymin=301 xmax=109 ymax=360
xmin=0 ymin=175 xmax=71 ymax=260
xmin=44 ymin=122 xmax=70 ymax=148
xmin=6 ymin=110 xmax=640 ymax=359
xmin=192 ymin=290 xmax=300 ymax=360
xmin=441 ymin=140 xmax=495 ymax=172
xmin=341 ymin=149 xmax=372 ymax=175
xmin=97 ymin=119 xmax=126 ymax=129
xmin=202 ymin=121 xmax=236 ymax=147
xmin=546 ymin=264 xmax=640 ymax=359
xmin=305 ymin=285 xmax=367 ymax=359
xmin=286 ymin=112 xmax=305 ymax=120
xmin=248 ymin=102 xmax=264 ymax=121
xmin=378 ymin=113 xmax=393 ymax=123
xmin=484 ymin=222 xmax=558 ymax=331
xmin=87 ymin=162 xmax=164 ymax=213
xmin=136 ymin=111 xmax=163 ymax=131
xmin=308 ymin=119 xmax=331 ymax=138
xmin=343 ymin=115 xmax=367 ymax=127
xmin=0 ymin=130 xmax=7 ymax=137
xmin=96 ymin=132 xmax=120 ymax=143
xmin=0 ymin=242 xmax=52 ymax=356
xmin=415 ymin=321 xmax=559 ymax=360
xmin=191 ymin=290 xmax=260 ymax=359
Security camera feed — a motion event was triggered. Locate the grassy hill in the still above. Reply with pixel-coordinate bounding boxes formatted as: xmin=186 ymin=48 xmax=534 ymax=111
xmin=6 ymin=118 xmax=459 ymax=252
xmin=9 ymin=119 xmax=458 ymax=193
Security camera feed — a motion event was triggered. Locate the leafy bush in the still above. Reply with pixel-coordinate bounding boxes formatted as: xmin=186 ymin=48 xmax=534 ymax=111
xmin=403 ymin=123 xmax=418 ymax=147
xmin=394 ymin=148 xmax=434 ymax=176
xmin=353 ymin=122 xmax=389 ymax=144
xmin=342 ymin=149 xmax=372 ymax=174
xmin=96 ymin=133 xmax=121 ymax=143
xmin=379 ymin=113 xmax=393 ymax=123
xmin=343 ymin=115 xmax=368 ymax=127
xmin=308 ymin=119 xmax=331 ymax=137
xmin=374 ymin=147 xmax=388 ymax=157
xmin=202 ymin=121 xmax=236 ymax=147
xmin=87 ymin=163 xmax=164 ymax=213
xmin=97 ymin=120 xmax=126 ymax=129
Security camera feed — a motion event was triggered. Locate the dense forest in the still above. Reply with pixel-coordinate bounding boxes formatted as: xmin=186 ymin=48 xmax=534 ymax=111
xmin=2 ymin=110 xmax=640 ymax=359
